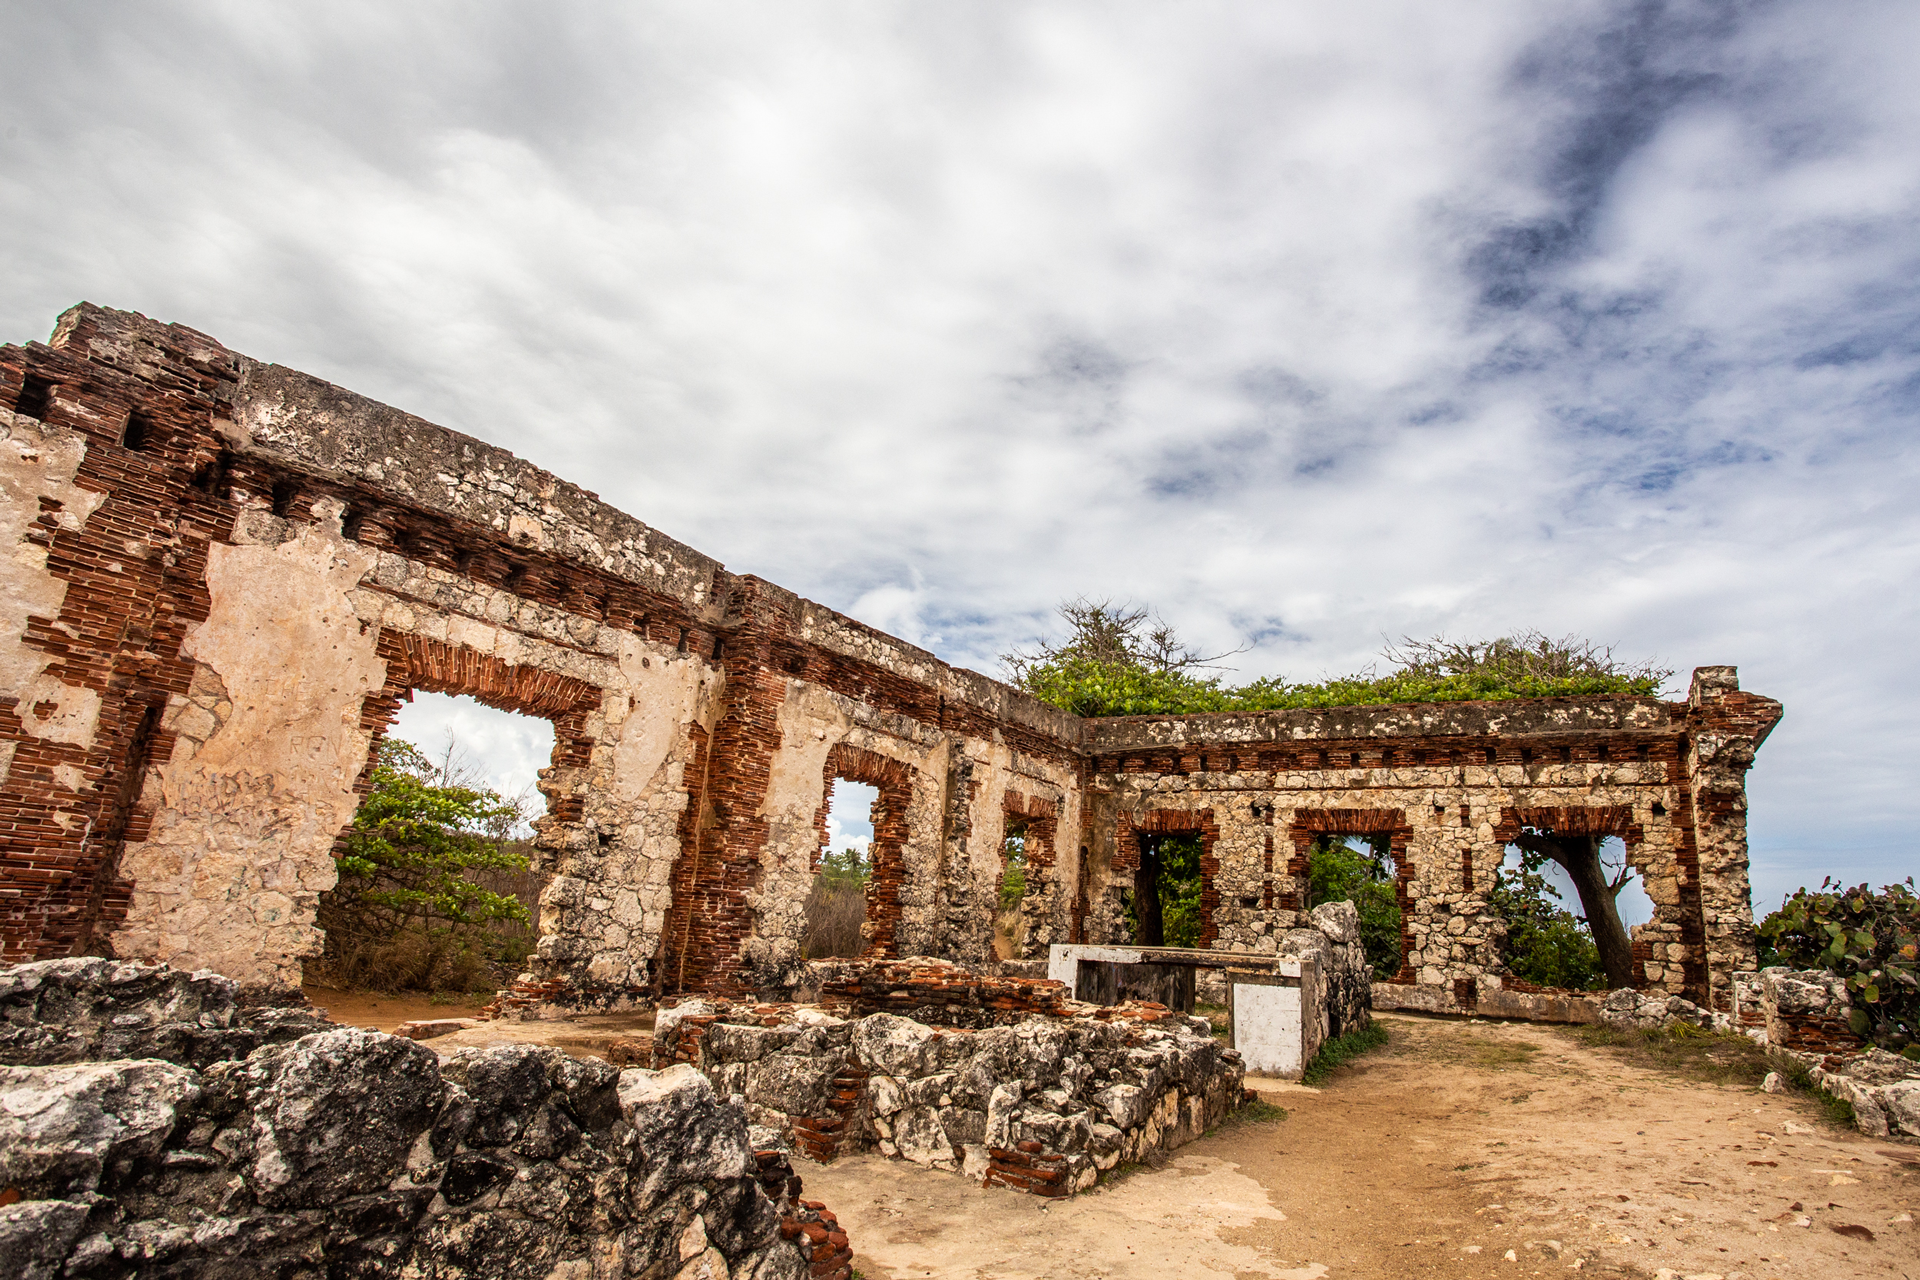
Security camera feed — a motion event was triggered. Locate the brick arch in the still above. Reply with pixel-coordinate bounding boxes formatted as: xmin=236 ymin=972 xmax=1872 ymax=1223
xmin=352 ymin=630 xmax=604 ymax=817
xmin=810 ymin=742 xmax=917 ymax=959
xmin=1284 ymin=807 xmax=1413 ymax=979
xmin=1114 ymin=807 xmax=1221 ymax=948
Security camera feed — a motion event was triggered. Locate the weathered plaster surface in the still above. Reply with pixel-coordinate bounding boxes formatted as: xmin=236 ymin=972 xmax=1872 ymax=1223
xmin=115 ymin=529 xmax=383 ymax=986
xmin=0 ymin=416 xmax=107 ymax=759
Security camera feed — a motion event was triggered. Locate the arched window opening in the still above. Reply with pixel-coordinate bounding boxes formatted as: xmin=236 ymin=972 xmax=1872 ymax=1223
xmin=803 ymin=779 xmax=877 ymax=958
xmin=311 ymin=691 xmax=554 ymax=1005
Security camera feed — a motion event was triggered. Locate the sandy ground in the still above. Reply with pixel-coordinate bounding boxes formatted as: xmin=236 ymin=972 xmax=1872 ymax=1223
xmin=807 ymin=1013 xmax=1919 ymax=1280
xmin=301 ymin=983 xmax=657 ymax=1058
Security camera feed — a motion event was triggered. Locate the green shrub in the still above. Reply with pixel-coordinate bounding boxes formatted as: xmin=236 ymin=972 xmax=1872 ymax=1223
xmin=1008 ymin=618 xmax=1669 ymax=719
xmin=1490 ymin=860 xmax=1605 ymax=991
xmin=1758 ymin=878 xmax=1919 ymax=1052
xmin=318 ymin=739 xmax=535 ymax=993
xmin=1305 ymin=837 xmax=1403 ymax=979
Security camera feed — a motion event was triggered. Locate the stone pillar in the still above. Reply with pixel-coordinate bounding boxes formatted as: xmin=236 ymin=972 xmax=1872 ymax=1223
xmin=1684 ymin=667 xmax=1782 ymax=1012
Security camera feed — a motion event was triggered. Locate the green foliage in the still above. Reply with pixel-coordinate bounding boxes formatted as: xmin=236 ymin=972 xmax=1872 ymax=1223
xmin=816 ymin=846 xmax=871 ymax=894
xmin=323 ymin=739 xmax=532 ymax=991
xmin=1005 ymin=606 xmax=1671 ymax=719
xmin=1305 ymin=836 xmax=1403 ymax=979
xmin=336 ymin=740 xmax=530 ymax=925
xmin=1153 ymin=832 xmax=1206 ymax=948
xmin=1491 ymin=859 xmax=1606 ymax=991
xmin=999 ymin=831 xmax=1028 ymax=909
xmin=1302 ymin=1022 xmax=1390 ymax=1085
xmin=1758 ymin=878 xmax=1919 ymax=1051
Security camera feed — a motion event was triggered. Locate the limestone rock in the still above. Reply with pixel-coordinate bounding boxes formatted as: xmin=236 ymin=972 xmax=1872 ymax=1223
xmin=0 ymin=1059 xmax=199 ymax=1197
xmin=0 ymin=958 xmax=329 ymax=1069
xmin=0 ymin=957 xmax=827 ymax=1279
xmin=240 ymin=1026 xmax=442 ymax=1208
xmin=851 ymin=1013 xmax=940 ymax=1077
xmin=0 ymin=1199 xmax=91 ymax=1280
xmin=1600 ymin=988 xmax=1711 ymax=1031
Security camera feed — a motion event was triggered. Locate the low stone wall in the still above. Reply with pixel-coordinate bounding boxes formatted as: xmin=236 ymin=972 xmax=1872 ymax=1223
xmin=1759 ymin=968 xmax=1866 ymax=1054
xmin=796 ymin=956 xmax=1078 ymax=1025
xmin=1738 ymin=966 xmax=1920 ymax=1141
xmin=0 ymin=960 xmax=840 ymax=1279
xmin=1278 ymin=901 xmax=1372 ymax=1046
xmin=640 ymin=976 xmax=1246 ymax=1197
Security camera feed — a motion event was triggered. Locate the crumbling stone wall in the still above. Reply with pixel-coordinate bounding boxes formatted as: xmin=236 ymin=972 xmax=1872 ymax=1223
xmin=639 ymin=960 xmax=1245 ymax=1197
xmin=0 ymin=958 xmax=838 ymax=1279
xmin=0 ymin=304 xmax=1779 ymax=1021
xmin=1080 ymin=673 xmax=1781 ymax=1017
xmin=0 ymin=305 xmax=1079 ymax=1003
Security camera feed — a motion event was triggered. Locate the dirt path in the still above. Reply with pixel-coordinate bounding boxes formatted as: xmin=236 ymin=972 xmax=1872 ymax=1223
xmin=808 ymin=1013 xmax=1918 ymax=1280
xmin=301 ymin=985 xmax=655 ymax=1057
xmin=300 ymin=985 xmax=473 ymax=1032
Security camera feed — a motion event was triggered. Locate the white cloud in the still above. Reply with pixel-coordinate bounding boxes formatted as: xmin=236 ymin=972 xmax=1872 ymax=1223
xmin=3 ymin=0 xmax=1915 ymax=914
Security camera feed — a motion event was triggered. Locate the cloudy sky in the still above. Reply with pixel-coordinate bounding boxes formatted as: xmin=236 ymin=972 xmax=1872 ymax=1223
xmin=4 ymin=2 xmax=1915 ymax=914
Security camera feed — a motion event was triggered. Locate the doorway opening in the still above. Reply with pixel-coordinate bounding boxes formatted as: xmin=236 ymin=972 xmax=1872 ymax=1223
xmin=313 ymin=690 xmax=554 ymax=1002
xmin=803 ymin=778 xmax=877 ymax=958
xmin=1304 ymin=833 xmax=1403 ymax=979
xmin=1126 ymin=830 xmax=1205 ymax=947
xmin=1494 ymin=833 xmax=1652 ymax=991
xmin=993 ymin=820 xmax=1030 ymax=959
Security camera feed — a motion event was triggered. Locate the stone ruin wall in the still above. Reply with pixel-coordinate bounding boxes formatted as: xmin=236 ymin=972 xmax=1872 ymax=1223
xmin=0 ymin=304 xmax=1781 ymax=1019
xmin=1080 ymin=675 xmax=1783 ymax=1017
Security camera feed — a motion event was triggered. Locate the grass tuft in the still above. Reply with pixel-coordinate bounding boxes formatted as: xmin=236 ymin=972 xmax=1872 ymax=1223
xmin=1770 ymin=1052 xmax=1859 ymax=1127
xmin=1302 ymin=1022 xmax=1391 ymax=1085
xmin=1564 ymin=1022 xmax=1770 ymax=1087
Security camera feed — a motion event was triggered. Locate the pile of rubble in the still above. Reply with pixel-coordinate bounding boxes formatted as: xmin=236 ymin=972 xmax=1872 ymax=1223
xmin=633 ymin=959 xmax=1247 ymax=1197
xmin=0 ymin=959 xmax=842 ymax=1279
xmin=1746 ymin=968 xmax=1920 ymax=1140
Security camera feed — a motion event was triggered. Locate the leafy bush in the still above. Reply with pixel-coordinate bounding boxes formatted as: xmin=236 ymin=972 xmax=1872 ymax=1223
xmin=1005 ymin=605 xmax=1670 ymax=718
xmin=1490 ymin=860 xmax=1605 ymax=991
xmin=318 ymin=738 xmax=535 ymax=993
xmin=1305 ymin=837 xmax=1403 ymax=979
xmin=1758 ymin=878 xmax=1919 ymax=1051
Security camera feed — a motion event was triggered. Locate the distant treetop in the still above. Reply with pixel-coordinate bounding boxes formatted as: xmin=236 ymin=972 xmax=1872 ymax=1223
xmin=1002 ymin=601 xmax=1672 ymax=719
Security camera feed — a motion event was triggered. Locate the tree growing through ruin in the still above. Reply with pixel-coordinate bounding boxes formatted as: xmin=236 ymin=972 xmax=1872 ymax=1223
xmin=319 ymin=738 xmax=536 ymax=992
xmin=1124 ymin=831 xmax=1205 ymax=948
xmin=1502 ymin=830 xmax=1637 ymax=989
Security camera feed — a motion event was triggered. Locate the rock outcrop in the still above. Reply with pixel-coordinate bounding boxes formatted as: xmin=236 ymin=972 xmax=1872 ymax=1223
xmin=0 ymin=959 xmax=836 ymax=1279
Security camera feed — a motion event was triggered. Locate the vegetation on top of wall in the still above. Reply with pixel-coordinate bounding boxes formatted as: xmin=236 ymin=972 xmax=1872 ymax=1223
xmin=1002 ymin=601 xmax=1672 ymax=719
xmin=1758 ymin=878 xmax=1919 ymax=1053
xmin=318 ymin=737 xmax=537 ymax=993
